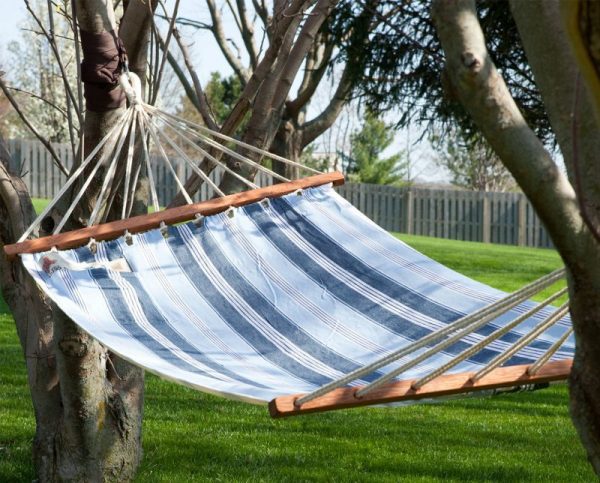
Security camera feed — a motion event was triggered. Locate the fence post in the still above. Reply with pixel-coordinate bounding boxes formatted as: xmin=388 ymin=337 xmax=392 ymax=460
xmin=405 ymin=190 xmax=414 ymax=234
xmin=482 ymin=194 xmax=491 ymax=243
xmin=517 ymin=195 xmax=527 ymax=247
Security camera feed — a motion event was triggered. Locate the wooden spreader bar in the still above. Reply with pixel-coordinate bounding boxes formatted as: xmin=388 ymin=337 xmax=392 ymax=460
xmin=4 ymin=172 xmax=344 ymax=259
xmin=269 ymin=359 xmax=572 ymax=418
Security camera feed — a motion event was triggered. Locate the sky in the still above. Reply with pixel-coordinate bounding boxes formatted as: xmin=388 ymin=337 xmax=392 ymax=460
xmin=0 ymin=1 xmax=444 ymax=183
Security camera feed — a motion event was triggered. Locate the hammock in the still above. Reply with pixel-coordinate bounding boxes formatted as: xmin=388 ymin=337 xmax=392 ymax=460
xmin=4 ymin=73 xmax=573 ymax=418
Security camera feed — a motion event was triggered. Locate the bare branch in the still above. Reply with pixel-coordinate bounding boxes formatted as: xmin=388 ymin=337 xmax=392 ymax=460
xmin=252 ymin=0 xmax=269 ymax=30
xmin=236 ymin=0 xmax=260 ymax=68
xmin=302 ymin=63 xmax=354 ymax=146
xmin=151 ymin=0 xmax=181 ymax=105
xmin=47 ymin=0 xmax=77 ymax=157
xmin=25 ymin=0 xmax=82 ymax=126
xmin=162 ymin=44 xmax=201 ymax=109
xmin=205 ymin=0 xmax=250 ymax=84
xmin=270 ymin=0 xmax=338 ymax=115
xmin=287 ymin=34 xmax=333 ymax=116
xmin=0 ymin=75 xmax=69 ymax=176
xmin=171 ymin=27 xmax=219 ymax=131
xmin=6 ymin=85 xmax=71 ymax=120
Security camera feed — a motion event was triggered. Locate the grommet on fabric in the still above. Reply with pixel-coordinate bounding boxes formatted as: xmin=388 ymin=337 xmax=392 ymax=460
xmin=160 ymin=221 xmax=169 ymax=238
xmin=226 ymin=207 xmax=236 ymax=219
xmin=124 ymin=230 xmax=134 ymax=246
xmin=87 ymin=238 xmax=98 ymax=254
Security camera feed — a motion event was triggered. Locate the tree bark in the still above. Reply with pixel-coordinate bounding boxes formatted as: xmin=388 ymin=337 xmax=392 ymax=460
xmin=0 ymin=137 xmax=60 ymax=482
xmin=0 ymin=1 xmax=155 ymax=480
xmin=431 ymin=0 xmax=600 ymax=474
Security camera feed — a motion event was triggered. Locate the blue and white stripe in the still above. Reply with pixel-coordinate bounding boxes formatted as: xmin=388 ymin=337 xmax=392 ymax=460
xmin=21 ymin=185 xmax=574 ymax=404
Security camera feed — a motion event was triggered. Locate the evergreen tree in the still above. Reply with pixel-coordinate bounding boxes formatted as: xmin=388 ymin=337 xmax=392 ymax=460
xmin=343 ymin=112 xmax=407 ymax=186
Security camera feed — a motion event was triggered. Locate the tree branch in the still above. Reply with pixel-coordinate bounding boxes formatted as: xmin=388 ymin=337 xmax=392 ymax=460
xmin=431 ymin=0 xmax=585 ymax=259
xmin=171 ymin=27 xmax=219 ymax=131
xmin=509 ymin=0 xmax=600 ymax=242
xmin=270 ymin=0 xmax=338 ymax=114
xmin=287 ymin=33 xmax=333 ymax=116
xmin=0 ymin=75 xmax=69 ymax=176
xmin=205 ymin=0 xmax=250 ymax=84
xmin=301 ymin=61 xmax=354 ymax=146
xmin=151 ymin=0 xmax=180 ymax=105
xmin=236 ymin=0 xmax=260 ymax=68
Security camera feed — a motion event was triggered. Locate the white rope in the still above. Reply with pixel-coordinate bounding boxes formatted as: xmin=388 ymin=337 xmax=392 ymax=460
xmin=145 ymin=104 xmax=321 ymax=175
xmin=138 ymin=108 xmax=194 ymax=205
xmin=53 ymin=109 xmax=135 ymax=234
xmin=121 ymin=107 xmax=138 ymax=219
xmin=147 ymin=113 xmax=226 ymax=197
xmin=150 ymin=108 xmax=290 ymax=183
xmin=137 ymin=108 xmax=161 ymax=214
xmin=356 ymin=287 xmax=569 ymax=397
xmin=125 ymin=158 xmax=143 ymax=218
xmin=527 ymin=327 xmax=573 ymax=375
xmin=18 ymin=109 xmax=131 ymax=242
xmin=155 ymin=112 xmax=260 ymax=190
xmin=471 ymin=302 xmax=570 ymax=382
xmin=88 ymin=109 xmax=136 ymax=226
xmin=411 ymin=287 xmax=568 ymax=390
xmin=294 ymin=268 xmax=565 ymax=406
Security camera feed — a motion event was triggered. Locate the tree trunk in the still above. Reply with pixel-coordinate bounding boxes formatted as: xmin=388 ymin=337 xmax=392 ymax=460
xmin=567 ymin=266 xmax=600 ymax=474
xmin=270 ymin=116 xmax=303 ymax=180
xmin=431 ymin=0 xmax=600 ymax=474
xmin=0 ymin=1 xmax=155 ymax=480
xmin=0 ymin=138 xmax=60 ymax=482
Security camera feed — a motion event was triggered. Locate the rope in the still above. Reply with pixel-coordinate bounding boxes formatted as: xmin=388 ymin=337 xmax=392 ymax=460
xmin=145 ymin=104 xmax=321 ymax=175
xmin=154 ymin=112 xmax=260 ymax=190
xmin=527 ymin=327 xmax=573 ymax=375
xmin=471 ymin=302 xmax=570 ymax=382
xmin=150 ymin=108 xmax=290 ymax=184
xmin=18 ymin=109 xmax=131 ymax=242
xmin=294 ymin=268 xmax=565 ymax=407
xmin=356 ymin=287 xmax=569 ymax=397
xmin=148 ymin=114 xmax=226 ymax=198
xmin=121 ymin=107 xmax=138 ymax=219
xmin=138 ymin=108 xmax=194 ymax=205
xmin=137 ymin=108 xmax=161 ymax=214
xmin=88 ymin=109 xmax=137 ymax=226
xmin=53 ymin=109 xmax=135 ymax=234
xmin=411 ymin=287 xmax=568 ymax=390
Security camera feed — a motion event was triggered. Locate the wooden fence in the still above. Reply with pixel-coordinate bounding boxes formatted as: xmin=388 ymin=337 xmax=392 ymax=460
xmin=6 ymin=139 xmax=553 ymax=249
xmin=337 ymin=183 xmax=553 ymax=248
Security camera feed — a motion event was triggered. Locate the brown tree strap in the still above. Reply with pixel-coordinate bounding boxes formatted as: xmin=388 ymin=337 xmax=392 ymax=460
xmin=80 ymin=29 xmax=127 ymax=112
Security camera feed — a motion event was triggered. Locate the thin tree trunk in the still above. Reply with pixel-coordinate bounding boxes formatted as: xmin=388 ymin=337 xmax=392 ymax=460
xmin=431 ymin=0 xmax=600 ymax=474
xmin=270 ymin=116 xmax=303 ymax=180
xmin=0 ymin=138 xmax=60 ymax=482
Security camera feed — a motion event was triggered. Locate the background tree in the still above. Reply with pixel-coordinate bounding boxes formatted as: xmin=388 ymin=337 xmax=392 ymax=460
xmin=5 ymin=0 xmax=77 ymax=145
xmin=176 ymin=71 xmax=244 ymax=128
xmin=431 ymin=0 xmax=600 ymax=474
xmin=165 ymin=0 xmax=380 ymax=186
xmin=430 ymin=128 xmax=516 ymax=191
xmin=333 ymin=0 xmax=553 ymax=146
xmin=342 ymin=111 xmax=407 ymax=185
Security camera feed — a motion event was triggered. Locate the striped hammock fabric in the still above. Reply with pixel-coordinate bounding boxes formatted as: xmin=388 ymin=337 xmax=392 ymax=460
xmin=22 ymin=185 xmax=574 ymax=405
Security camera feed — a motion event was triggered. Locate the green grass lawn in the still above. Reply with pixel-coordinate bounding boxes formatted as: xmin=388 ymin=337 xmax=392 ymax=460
xmin=0 ymin=232 xmax=593 ymax=482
